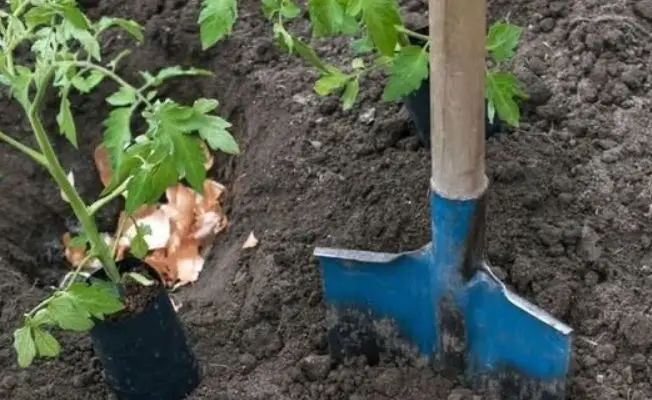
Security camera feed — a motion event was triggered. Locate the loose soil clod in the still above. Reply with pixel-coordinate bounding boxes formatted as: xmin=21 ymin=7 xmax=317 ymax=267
xmin=1 ymin=0 xmax=652 ymax=399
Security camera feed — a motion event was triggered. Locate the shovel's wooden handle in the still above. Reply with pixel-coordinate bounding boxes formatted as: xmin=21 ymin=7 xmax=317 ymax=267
xmin=429 ymin=0 xmax=488 ymax=199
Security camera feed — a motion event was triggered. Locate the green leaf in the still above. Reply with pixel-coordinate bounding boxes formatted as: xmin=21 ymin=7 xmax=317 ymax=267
xmin=7 ymin=66 xmax=32 ymax=109
xmin=346 ymin=0 xmax=362 ymax=16
xmin=170 ymin=134 xmax=206 ymax=191
xmin=123 ymin=272 xmax=156 ymax=286
xmin=100 ymin=141 xmax=150 ymax=196
xmin=193 ymin=98 xmax=219 ymax=114
xmin=24 ymin=6 xmax=55 ymax=30
xmin=33 ymin=328 xmax=60 ymax=358
xmin=58 ymin=4 xmax=90 ymax=30
xmin=486 ymin=22 xmax=522 ymax=63
xmin=124 ymin=159 xmax=177 ymax=213
xmin=293 ymin=39 xmax=329 ymax=74
xmin=130 ymin=224 xmax=150 ymax=258
xmin=71 ymin=70 xmax=104 ymax=93
xmin=57 ymin=94 xmax=78 ymax=148
xmin=69 ymin=234 xmax=89 ymax=248
xmin=360 ymin=0 xmax=402 ymax=56
xmin=68 ymin=26 xmax=101 ymax=60
xmin=382 ymin=45 xmax=428 ymax=101
xmin=485 ymin=70 xmax=527 ymax=127
xmin=106 ymin=86 xmax=137 ymax=106
xmin=102 ymin=107 xmax=133 ymax=168
xmin=280 ymin=0 xmax=301 ymax=18
xmin=341 ymin=77 xmax=359 ymax=110
xmin=96 ymin=17 xmax=144 ymax=42
xmin=48 ymin=295 xmax=93 ymax=332
xmin=261 ymin=0 xmax=281 ymax=18
xmin=308 ymin=0 xmax=345 ymax=36
xmin=197 ymin=115 xmax=239 ymax=154
xmin=31 ymin=309 xmax=53 ymax=327
xmin=350 ymin=36 xmax=373 ymax=54
xmin=67 ymin=282 xmax=124 ymax=320
xmin=13 ymin=326 xmax=36 ymax=368
xmin=314 ymin=70 xmax=349 ymax=96
xmin=198 ymin=0 xmax=238 ymax=50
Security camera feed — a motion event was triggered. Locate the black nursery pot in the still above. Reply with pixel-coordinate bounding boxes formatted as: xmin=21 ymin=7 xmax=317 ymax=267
xmin=89 ymin=258 xmax=200 ymax=400
xmin=401 ymin=26 xmax=502 ymax=147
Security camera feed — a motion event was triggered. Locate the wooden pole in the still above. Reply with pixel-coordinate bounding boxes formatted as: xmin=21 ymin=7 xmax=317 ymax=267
xmin=429 ymin=0 xmax=488 ymax=199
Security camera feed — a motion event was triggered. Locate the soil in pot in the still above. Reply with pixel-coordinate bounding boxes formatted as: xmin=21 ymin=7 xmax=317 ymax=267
xmin=401 ymin=25 xmax=503 ymax=147
xmin=89 ymin=257 xmax=200 ymax=400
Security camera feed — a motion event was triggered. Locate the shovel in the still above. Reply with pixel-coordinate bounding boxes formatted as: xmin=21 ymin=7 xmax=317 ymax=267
xmin=313 ymin=0 xmax=573 ymax=398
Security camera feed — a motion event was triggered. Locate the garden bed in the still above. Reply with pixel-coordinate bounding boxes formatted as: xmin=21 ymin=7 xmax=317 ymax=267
xmin=1 ymin=0 xmax=652 ymax=398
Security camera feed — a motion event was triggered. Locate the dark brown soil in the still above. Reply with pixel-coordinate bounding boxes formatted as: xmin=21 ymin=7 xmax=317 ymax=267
xmin=1 ymin=0 xmax=652 ymax=399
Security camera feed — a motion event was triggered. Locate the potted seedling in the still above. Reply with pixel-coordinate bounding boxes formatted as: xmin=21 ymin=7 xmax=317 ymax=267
xmin=200 ymin=0 xmax=528 ymax=144
xmin=1 ymin=1 xmax=238 ymax=399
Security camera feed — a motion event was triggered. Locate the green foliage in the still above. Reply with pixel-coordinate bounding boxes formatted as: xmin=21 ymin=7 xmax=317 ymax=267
xmin=0 ymin=0 xmax=239 ymax=369
xmin=13 ymin=280 xmax=124 ymax=367
xmin=198 ymin=0 xmax=238 ymax=49
xmin=256 ymin=0 xmax=528 ymax=127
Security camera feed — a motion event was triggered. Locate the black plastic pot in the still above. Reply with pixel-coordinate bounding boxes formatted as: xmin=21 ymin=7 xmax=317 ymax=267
xmin=89 ymin=259 xmax=200 ymax=400
xmin=401 ymin=26 xmax=502 ymax=147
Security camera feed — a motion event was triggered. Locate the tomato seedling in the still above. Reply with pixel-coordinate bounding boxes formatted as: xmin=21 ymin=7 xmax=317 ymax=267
xmin=0 ymin=0 xmax=238 ymax=368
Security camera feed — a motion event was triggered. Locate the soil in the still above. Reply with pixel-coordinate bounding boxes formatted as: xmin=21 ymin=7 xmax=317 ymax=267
xmin=1 ymin=0 xmax=652 ymax=399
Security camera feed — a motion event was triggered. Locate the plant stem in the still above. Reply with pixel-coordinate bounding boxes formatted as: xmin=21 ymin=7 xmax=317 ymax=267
xmin=73 ymin=61 xmax=154 ymax=109
xmin=28 ymin=68 xmax=121 ymax=284
xmin=396 ymin=26 xmax=430 ymax=44
xmin=88 ymin=179 xmax=130 ymax=216
xmin=0 ymin=129 xmax=48 ymax=167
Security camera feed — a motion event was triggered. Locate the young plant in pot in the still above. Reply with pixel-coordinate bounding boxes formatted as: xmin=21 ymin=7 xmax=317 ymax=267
xmin=251 ymin=0 xmax=528 ymax=146
xmin=1 ymin=1 xmax=238 ymax=399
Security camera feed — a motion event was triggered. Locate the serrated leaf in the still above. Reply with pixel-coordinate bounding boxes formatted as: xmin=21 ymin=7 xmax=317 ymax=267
xmin=48 ymin=295 xmax=93 ymax=332
xmin=314 ymin=70 xmax=349 ymax=96
xmin=33 ymin=328 xmax=60 ymax=358
xmin=13 ymin=326 xmax=36 ymax=368
xmin=308 ymin=0 xmax=345 ymax=37
xmin=124 ymin=272 xmax=156 ymax=286
xmin=341 ymin=77 xmax=359 ymax=110
xmin=124 ymin=159 xmax=177 ymax=213
xmin=382 ymin=45 xmax=428 ymax=101
xmin=24 ymin=6 xmax=55 ymax=30
xmin=100 ymin=141 xmax=150 ymax=196
xmin=96 ymin=17 xmax=144 ymax=42
xmin=71 ymin=70 xmax=104 ymax=93
xmin=102 ymin=107 xmax=133 ymax=168
xmin=8 ymin=66 xmax=32 ymax=109
xmin=57 ymin=94 xmax=78 ymax=148
xmin=485 ymin=71 xmax=526 ymax=127
xmin=67 ymin=282 xmax=124 ymax=320
xmin=360 ymin=0 xmax=401 ymax=56
xmin=486 ymin=22 xmax=522 ymax=63
xmin=198 ymin=0 xmax=238 ymax=50
xmin=170 ymin=134 xmax=206 ymax=191
xmin=197 ymin=115 xmax=239 ymax=154
xmin=106 ymin=86 xmax=137 ymax=106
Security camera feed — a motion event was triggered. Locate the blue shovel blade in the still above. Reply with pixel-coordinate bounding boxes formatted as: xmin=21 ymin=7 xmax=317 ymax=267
xmin=314 ymin=246 xmax=572 ymax=400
